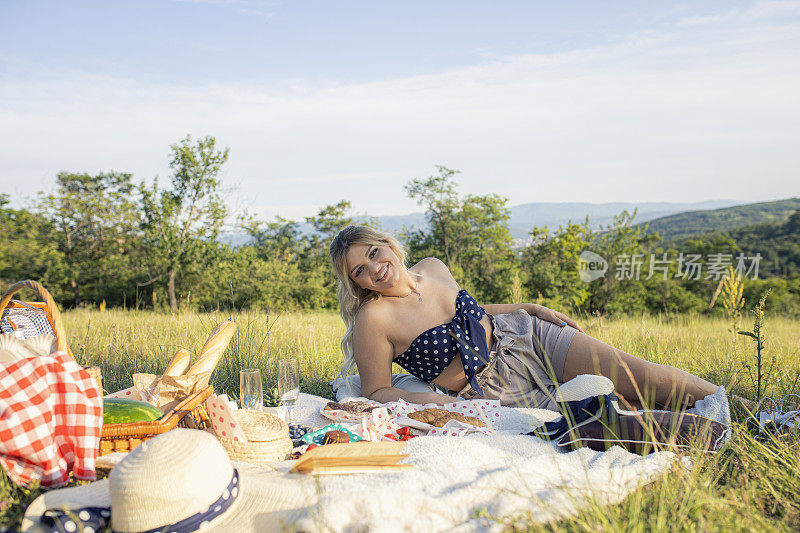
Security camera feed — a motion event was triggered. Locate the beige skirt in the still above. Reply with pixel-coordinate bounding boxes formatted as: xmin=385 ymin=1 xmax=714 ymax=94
xmin=456 ymin=309 xmax=578 ymax=409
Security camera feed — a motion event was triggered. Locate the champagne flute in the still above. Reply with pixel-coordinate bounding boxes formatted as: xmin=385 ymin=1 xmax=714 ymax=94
xmin=240 ymin=369 xmax=263 ymax=411
xmin=277 ymin=359 xmax=299 ymax=423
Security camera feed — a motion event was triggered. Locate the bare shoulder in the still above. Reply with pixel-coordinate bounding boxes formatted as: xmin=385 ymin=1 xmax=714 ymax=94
xmin=415 ymin=256 xmax=446 ymax=269
xmin=411 ymin=257 xmax=456 ymax=284
xmin=352 ymin=297 xmax=391 ymax=337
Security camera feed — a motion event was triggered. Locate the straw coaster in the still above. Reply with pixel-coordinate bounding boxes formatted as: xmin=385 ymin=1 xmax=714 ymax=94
xmin=219 ymin=410 xmax=292 ymax=468
xmin=236 ymin=409 xmax=289 ymax=441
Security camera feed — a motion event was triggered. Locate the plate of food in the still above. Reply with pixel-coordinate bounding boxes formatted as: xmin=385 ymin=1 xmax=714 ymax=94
xmin=301 ymin=424 xmax=364 ymax=445
xmin=396 ymin=407 xmax=487 ymax=431
xmin=321 ymin=400 xmax=386 ymax=422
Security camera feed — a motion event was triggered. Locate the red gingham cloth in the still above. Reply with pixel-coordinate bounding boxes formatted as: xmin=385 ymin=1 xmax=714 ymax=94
xmin=0 ymin=351 xmax=102 ymax=487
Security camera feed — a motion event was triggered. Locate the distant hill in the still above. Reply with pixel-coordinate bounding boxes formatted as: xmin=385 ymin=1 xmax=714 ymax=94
xmin=376 ymin=200 xmax=739 ymax=241
xmin=644 ymin=198 xmax=800 ymax=241
xmin=728 ymin=211 xmax=800 ymax=277
xmin=220 ymin=200 xmax=744 ymax=246
xmin=667 ymin=209 xmax=800 ymax=278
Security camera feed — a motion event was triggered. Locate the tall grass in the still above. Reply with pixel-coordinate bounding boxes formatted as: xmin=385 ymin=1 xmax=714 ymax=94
xmin=64 ymin=309 xmax=799 ymax=402
xmin=3 ymin=310 xmax=799 ymax=530
xmin=62 ymin=308 xmax=346 ymax=399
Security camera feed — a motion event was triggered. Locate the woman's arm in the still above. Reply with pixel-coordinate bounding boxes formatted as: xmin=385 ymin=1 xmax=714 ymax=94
xmin=352 ymin=307 xmax=457 ymax=405
xmin=370 ymin=387 xmax=457 ymax=406
xmin=482 ymin=303 xmax=535 ymax=315
xmin=482 ymin=303 xmax=584 ymax=333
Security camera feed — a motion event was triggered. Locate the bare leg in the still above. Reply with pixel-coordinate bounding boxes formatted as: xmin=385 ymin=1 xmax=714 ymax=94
xmin=562 ymin=332 xmax=719 ymax=410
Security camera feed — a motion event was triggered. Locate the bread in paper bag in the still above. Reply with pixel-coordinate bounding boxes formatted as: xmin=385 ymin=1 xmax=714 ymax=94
xmin=133 ymin=372 xmax=211 ymax=412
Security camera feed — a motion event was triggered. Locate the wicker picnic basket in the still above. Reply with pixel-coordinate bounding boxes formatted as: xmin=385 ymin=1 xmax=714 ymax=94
xmin=0 ymin=279 xmax=103 ymax=389
xmin=99 ymin=385 xmax=215 ymax=455
xmin=100 ymin=321 xmax=237 ymax=455
xmin=0 ymin=280 xmax=217 ymax=456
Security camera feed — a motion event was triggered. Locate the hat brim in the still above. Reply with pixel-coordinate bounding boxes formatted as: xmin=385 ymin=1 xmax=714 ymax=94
xmin=22 ymin=463 xmax=316 ymax=533
xmin=21 ymin=479 xmax=111 ymax=532
xmin=206 ymin=463 xmax=315 ymax=532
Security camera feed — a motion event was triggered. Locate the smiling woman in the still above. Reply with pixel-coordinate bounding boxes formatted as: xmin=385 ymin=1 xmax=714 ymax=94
xmin=329 ymin=225 xmax=723 ymax=410
xmin=347 ymin=243 xmax=422 ymax=300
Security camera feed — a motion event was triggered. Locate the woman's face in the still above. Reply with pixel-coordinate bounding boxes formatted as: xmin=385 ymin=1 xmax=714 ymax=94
xmin=344 ymin=243 xmax=402 ymax=292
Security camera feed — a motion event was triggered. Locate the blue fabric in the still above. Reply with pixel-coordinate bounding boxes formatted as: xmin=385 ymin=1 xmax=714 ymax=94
xmin=394 ymin=289 xmax=490 ymax=395
xmin=42 ymin=506 xmax=110 ymax=532
xmin=527 ymin=394 xmax=618 ymax=441
xmin=40 ymin=469 xmax=240 ymax=533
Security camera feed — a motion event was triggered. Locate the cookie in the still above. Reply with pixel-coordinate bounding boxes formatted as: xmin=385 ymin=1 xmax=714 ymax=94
xmin=322 ymin=430 xmax=350 ymax=444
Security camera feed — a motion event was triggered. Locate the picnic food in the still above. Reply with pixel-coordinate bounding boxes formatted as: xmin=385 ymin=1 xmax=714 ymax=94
xmin=432 ymin=413 xmax=484 ymax=427
xmin=185 ymin=321 xmax=237 ymax=387
xmin=163 ymin=348 xmax=191 ymax=376
xmin=323 ymin=430 xmax=350 ymax=444
xmin=324 ymin=400 xmax=379 ymax=414
xmin=289 ymin=424 xmax=312 ymax=446
xmin=406 ymin=408 xmax=451 ymax=424
xmin=102 ymin=398 xmax=164 ymax=425
xmin=408 ymin=408 xmax=485 ymax=428
xmin=386 ymin=427 xmax=418 ymax=441
xmin=289 ymin=424 xmax=312 ymax=439
xmin=302 ymin=424 xmax=363 ymax=445
xmin=139 ymin=349 xmax=191 ymax=404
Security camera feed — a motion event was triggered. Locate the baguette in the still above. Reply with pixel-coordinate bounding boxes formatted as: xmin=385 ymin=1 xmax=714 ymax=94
xmin=184 ymin=321 xmax=237 ymax=384
xmin=163 ymin=348 xmax=191 ymax=377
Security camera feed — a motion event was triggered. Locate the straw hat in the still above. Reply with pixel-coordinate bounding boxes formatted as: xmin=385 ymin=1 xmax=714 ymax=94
xmin=219 ymin=410 xmax=293 ymax=468
xmin=22 ymin=429 xmax=315 ymax=533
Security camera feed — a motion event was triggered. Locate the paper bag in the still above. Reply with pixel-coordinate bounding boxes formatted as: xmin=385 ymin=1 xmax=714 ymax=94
xmin=205 ymin=393 xmax=247 ymax=441
xmin=133 ymin=372 xmax=210 ymax=411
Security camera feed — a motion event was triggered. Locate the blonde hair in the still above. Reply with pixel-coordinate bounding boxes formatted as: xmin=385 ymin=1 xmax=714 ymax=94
xmin=329 ymin=225 xmax=409 ymax=378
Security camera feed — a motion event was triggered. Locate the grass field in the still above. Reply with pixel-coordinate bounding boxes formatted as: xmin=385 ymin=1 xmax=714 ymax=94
xmin=2 ymin=309 xmax=800 ymax=531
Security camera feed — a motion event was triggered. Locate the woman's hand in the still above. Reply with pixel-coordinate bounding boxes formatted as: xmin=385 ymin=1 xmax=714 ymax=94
xmin=530 ymin=304 xmax=585 ymax=333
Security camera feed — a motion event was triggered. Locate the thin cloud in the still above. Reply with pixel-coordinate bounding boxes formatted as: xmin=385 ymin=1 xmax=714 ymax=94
xmin=1 ymin=1 xmax=798 ymax=218
xmin=171 ymin=0 xmax=277 ymax=19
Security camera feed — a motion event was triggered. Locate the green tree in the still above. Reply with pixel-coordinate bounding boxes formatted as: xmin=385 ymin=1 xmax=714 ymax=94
xmin=139 ymin=135 xmax=229 ymax=312
xmin=404 ymin=166 xmax=516 ymax=303
xmin=404 ymin=166 xmax=468 ymax=270
xmin=522 ymin=220 xmax=593 ymax=309
xmin=456 ymin=193 xmax=517 ymax=303
xmin=0 ymin=195 xmax=67 ymax=295
xmin=239 ymin=214 xmax=316 ymax=310
xmin=305 ymin=200 xmax=354 ymax=245
xmin=39 ymin=171 xmax=138 ymax=306
xmin=585 ymin=210 xmax=659 ymax=313
xmin=242 ymin=215 xmax=303 ymax=261
xmin=237 ymin=200 xmax=355 ymax=310
xmin=302 ymin=200 xmax=354 ymax=308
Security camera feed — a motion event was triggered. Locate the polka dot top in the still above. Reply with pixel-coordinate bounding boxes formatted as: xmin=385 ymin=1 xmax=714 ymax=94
xmin=393 ymin=289 xmax=491 ymax=395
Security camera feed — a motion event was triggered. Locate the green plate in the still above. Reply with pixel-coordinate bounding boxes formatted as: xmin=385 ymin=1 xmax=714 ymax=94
xmin=301 ymin=424 xmax=364 ymax=445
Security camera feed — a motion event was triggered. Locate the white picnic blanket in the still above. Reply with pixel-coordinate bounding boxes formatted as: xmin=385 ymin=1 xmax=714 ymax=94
xmin=282 ymin=387 xmax=730 ymax=532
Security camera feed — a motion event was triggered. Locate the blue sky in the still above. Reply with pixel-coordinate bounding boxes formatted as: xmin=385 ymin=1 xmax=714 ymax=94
xmin=1 ymin=0 xmax=799 ymax=220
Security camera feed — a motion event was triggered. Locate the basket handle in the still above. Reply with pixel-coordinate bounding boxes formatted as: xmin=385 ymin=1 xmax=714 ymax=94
xmin=0 ymin=280 xmax=71 ymax=356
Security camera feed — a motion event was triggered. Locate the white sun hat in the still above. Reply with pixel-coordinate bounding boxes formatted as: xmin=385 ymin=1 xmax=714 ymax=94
xmin=22 ymin=428 xmax=316 ymax=532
